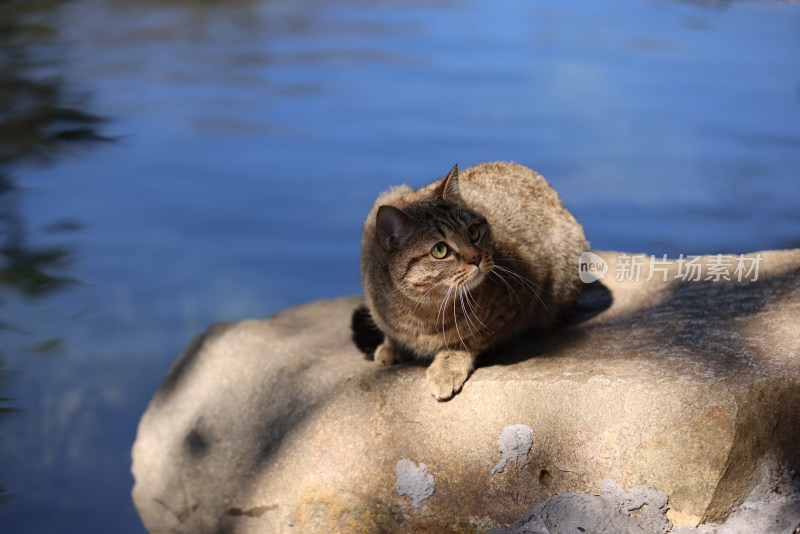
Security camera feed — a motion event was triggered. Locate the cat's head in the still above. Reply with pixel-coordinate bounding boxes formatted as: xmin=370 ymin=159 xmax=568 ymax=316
xmin=375 ymin=165 xmax=494 ymax=297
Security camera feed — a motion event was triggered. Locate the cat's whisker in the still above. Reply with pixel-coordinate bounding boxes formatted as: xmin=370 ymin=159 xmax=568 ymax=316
xmin=463 ymin=292 xmax=485 ymax=339
xmin=493 ymin=265 xmax=541 ymax=291
xmin=437 ymin=285 xmax=450 ymax=321
xmin=490 ymin=250 xmax=546 ymax=269
xmin=493 ymin=265 xmax=551 ymax=315
xmin=458 ymin=285 xmax=480 ymax=344
xmin=493 ymin=267 xmax=546 ymax=318
xmin=489 ymin=269 xmax=525 ymax=313
xmin=437 ymin=285 xmax=455 ymax=349
xmin=463 ymin=286 xmax=493 ymax=334
xmin=413 ymin=277 xmax=450 ymax=312
xmin=452 ymin=285 xmax=467 ymax=351
xmin=493 ymin=266 xmax=540 ymax=300
xmin=493 ymin=258 xmax=546 ymax=269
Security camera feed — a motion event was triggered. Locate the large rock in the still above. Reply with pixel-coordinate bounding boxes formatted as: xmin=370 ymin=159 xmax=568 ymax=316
xmin=131 ymin=250 xmax=800 ymax=533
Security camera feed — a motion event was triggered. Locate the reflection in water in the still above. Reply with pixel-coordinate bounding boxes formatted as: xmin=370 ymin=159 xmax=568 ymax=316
xmin=0 ymin=0 xmax=108 ymax=499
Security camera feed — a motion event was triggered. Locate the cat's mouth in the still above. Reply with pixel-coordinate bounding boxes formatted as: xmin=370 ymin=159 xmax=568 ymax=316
xmin=462 ymin=263 xmax=491 ymax=290
xmin=436 ymin=259 xmax=493 ymax=296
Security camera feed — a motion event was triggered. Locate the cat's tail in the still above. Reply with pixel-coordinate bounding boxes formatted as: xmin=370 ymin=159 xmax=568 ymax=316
xmin=351 ymin=305 xmax=384 ymax=360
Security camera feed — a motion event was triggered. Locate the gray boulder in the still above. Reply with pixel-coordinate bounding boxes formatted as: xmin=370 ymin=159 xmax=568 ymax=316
xmin=131 ymin=250 xmax=800 ymax=533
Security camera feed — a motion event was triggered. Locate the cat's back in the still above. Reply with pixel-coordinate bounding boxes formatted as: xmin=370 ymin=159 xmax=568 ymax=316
xmin=457 ymin=161 xmax=559 ymax=219
xmin=420 ymin=161 xmax=580 ymax=238
xmin=364 ymin=161 xmax=585 ymax=261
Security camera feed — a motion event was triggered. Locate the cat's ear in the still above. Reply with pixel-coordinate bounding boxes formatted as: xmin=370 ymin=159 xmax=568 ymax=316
xmin=434 ymin=164 xmax=461 ymax=203
xmin=376 ymin=205 xmax=415 ymax=251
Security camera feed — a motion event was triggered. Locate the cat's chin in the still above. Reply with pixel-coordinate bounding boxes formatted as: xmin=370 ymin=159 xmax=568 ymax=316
xmin=463 ymin=268 xmax=489 ymax=291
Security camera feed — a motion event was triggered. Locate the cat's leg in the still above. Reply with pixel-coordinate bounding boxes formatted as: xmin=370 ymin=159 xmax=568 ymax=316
xmin=426 ymin=349 xmax=475 ymax=401
xmin=374 ymin=338 xmax=405 ymax=366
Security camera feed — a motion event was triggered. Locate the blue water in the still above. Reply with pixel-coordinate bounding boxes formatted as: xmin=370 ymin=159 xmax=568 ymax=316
xmin=1 ymin=0 xmax=798 ymax=532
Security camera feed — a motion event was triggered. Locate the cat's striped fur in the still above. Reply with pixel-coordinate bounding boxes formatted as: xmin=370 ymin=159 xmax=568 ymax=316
xmin=356 ymin=162 xmax=587 ymax=400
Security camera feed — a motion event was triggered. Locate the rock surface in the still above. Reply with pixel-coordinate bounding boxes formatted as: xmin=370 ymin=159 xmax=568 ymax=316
xmin=486 ymin=461 xmax=800 ymax=534
xmin=131 ymin=250 xmax=800 ymax=533
xmin=486 ymin=479 xmax=672 ymax=534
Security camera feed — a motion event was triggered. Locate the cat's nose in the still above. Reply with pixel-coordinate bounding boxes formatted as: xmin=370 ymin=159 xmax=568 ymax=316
xmin=467 ymin=254 xmax=482 ymax=267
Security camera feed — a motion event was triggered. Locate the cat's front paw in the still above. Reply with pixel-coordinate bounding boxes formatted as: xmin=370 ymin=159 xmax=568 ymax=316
xmin=426 ymin=350 xmax=475 ymax=401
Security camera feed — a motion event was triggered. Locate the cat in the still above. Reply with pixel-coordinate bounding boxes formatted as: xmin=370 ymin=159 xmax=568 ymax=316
xmin=354 ymin=162 xmax=588 ymax=401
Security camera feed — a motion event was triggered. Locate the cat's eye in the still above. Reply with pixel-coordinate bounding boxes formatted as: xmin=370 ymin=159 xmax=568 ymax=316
xmin=431 ymin=242 xmax=448 ymax=259
xmin=467 ymin=225 xmax=480 ymax=242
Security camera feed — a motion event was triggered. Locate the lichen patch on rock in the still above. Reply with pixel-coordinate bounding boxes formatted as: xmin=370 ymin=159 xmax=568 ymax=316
xmin=395 ymin=459 xmax=435 ymax=509
xmin=491 ymin=424 xmax=535 ymax=474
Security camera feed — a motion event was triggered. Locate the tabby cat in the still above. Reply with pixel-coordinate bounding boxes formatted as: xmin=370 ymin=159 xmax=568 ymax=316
xmin=355 ymin=162 xmax=587 ymax=400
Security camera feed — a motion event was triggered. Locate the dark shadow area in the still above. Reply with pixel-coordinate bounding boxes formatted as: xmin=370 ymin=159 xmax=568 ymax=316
xmin=565 ymin=281 xmax=614 ymax=326
xmin=485 ymin=263 xmax=799 ymax=376
xmin=0 ymin=0 xmax=110 ymax=502
xmin=479 ymin=280 xmax=612 ymax=368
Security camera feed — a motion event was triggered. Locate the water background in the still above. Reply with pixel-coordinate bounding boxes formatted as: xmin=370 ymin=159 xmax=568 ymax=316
xmin=1 ymin=0 xmax=799 ymax=532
